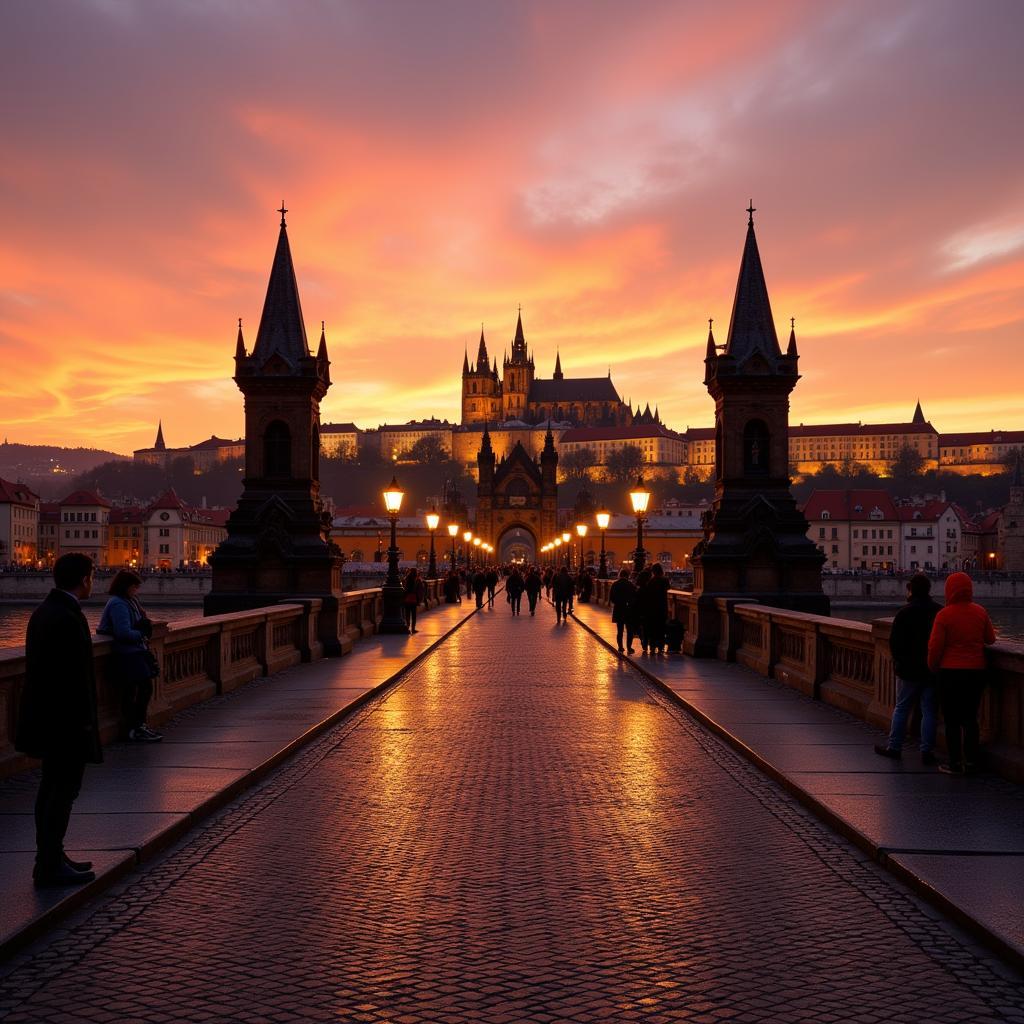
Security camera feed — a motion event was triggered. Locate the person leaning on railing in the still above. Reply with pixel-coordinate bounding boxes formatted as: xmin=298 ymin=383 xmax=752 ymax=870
xmin=927 ymin=572 xmax=997 ymax=776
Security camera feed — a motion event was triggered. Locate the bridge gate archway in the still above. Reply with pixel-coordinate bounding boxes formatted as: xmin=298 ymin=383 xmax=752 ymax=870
xmin=498 ymin=525 xmax=536 ymax=566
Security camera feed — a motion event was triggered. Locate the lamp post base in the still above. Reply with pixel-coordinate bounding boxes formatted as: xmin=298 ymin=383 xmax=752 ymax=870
xmin=379 ymin=585 xmax=409 ymax=634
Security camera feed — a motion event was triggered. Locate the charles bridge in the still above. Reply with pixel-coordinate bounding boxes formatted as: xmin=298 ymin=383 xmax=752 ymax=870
xmin=1 ymin=580 xmax=1023 ymax=1022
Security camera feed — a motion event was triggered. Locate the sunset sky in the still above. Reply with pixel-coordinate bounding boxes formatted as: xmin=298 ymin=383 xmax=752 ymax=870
xmin=2 ymin=0 xmax=1023 ymax=454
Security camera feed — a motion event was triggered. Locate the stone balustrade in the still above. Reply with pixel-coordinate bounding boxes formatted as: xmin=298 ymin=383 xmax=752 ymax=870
xmin=0 ymin=580 xmax=445 ymax=781
xmin=592 ymin=580 xmax=1024 ymax=783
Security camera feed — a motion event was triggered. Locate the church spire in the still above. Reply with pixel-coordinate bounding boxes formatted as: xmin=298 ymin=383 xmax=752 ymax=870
xmin=705 ymin=318 xmax=716 ymax=362
xmin=724 ymin=202 xmax=782 ymax=361
xmin=553 ymin=350 xmax=563 ymax=381
xmin=251 ymin=204 xmax=310 ymax=370
xmin=481 ymin=421 xmax=493 ymax=456
xmin=787 ymin=317 xmax=798 ymax=358
xmin=476 ymin=327 xmax=489 ymax=371
xmin=543 ymin=420 xmax=556 ymax=456
xmin=317 ymin=321 xmax=331 ymax=386
xmin=510 ymin=306 xmax=528 ymax=364
xmin=463 ymin=348 xmax=469 ymax=375
xmin=235 ymin=318 xmax=246 ymax=361
xmin=912 ymin=399 xmax=925 ymax=425
xmin=154 ymin=420 xmax=166 ymax=451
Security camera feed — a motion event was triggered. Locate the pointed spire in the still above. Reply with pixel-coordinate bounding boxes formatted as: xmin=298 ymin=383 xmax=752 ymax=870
xmin=235 ymin=318 xmax=246 ymax=361
xmin=912 ymin=399 xmax=925 ymax=425
xmin=543 ymin=419 xmax=556 ymax=457
xmin=553 ymin=350 xmax=563 ymax=381
xmin=724 ymin=203 xmax=782 ymax=361
xmin=316 ymin=321 xmax=330 ymax=385
xmin=463 ymin=348 xmax=470 ymax=375
xmin=492 ymin=357 xmax=498 ymax=377
xmin=480 ymin=421 xmax=493 ymax=456
xmin=252 ymin=206 xmax=310 ymax=369
xmin=654 ymin=405 xmax=660 ymax=423
xmin=154 ymin=420 xmax=166 ymax=451
xmin=705 ymin=318 xmax=716 ymax=362
xmin=787 ymin=317 xmax=798 ymax=358
xmin=510 ymin=306 xmax=528 ymax=363
xmin=476 ymin=327 xmax=489 ymax=371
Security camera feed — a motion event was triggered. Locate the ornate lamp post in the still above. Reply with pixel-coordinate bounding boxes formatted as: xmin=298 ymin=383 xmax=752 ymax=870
xmin=379 ymin=476 xmax=408 ymax=634
xmin=561 ymin=531 xmax=572 ymax=568
xmin=629 ymin=474 xmax=651 ymax=574
xmin=447 ymin=523 xmax=459 ymax=571
xmin=596 ymin=509 xmax=610 ymax=578
xmin=575 ymin=523 xmax=588 ymax=573
xmin=426 ymin=507 xmax=439 ymax=578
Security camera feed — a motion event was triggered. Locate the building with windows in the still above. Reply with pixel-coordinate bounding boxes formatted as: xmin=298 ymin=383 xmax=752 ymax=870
xmin=556 ymin=421 xmax=687 ymax=480
xmin=145 ymin=490 xmax=229 ymax=569
xmin=803 ymin=490 xmax=900 ymax=571
xmin=320 ymin=422 xmax=359 ymax=460
xmin=897 ymin=501 xmax=961 ymax=572
xmin=938 ymin=430 xmax=1024 ymax=476
xmin=363 ymin=419 xmax=454 ymax=462
xmin=58 ymin=490 xmax=112 ymax=566
xmin=0 ymin=478 xmax=40 ymax=565
xmin=134 ymin=423 xmax=244 ymax=472
xmin=107 ymin=506 xmax=147 ymax=567
xmin=37 ymin=503 xmax=60 ymax=567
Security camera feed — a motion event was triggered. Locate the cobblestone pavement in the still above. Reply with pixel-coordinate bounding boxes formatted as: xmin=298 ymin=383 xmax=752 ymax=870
xmin=2 ymin=605 xmax=1023 ymax=1023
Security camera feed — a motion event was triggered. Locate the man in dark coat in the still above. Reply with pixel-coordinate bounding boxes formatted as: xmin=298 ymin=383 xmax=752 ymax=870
xmin=875 ymin=573 xmax=942 ymax=764
xmin=524 ymin=567 xmax=542 ymax=616
xmin=485 ymin=567 xmax=498 ymax=608
xmin=472 ymin=570 xmax=487 ymax=609
xmin=552 ymin=567 xmax=574 ymax=624
xmin=16 ymin=553 xmax=102 ymax=887
xmin=608 ymin=568 xmax=638 ymax=653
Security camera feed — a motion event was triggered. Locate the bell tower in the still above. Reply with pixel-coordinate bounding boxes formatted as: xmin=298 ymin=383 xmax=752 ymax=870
xmin=205 ymin=206 xmax=343 ymax=648
xmin=502 ymin=308 xmax=534 ymax=420
xmin=688 ymin=206 xmax=828 ymax=655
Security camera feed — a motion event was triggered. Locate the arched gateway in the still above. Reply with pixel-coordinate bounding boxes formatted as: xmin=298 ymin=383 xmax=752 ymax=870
xmin=475 ymin=425 xmax=558 ymax=562
xmin=498 ymin=526 xmax=536 ymax=565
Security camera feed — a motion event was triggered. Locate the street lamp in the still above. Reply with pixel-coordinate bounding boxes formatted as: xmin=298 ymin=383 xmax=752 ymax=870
xmin=426 ymin=506 xmax=439 ymax=578
xmin=629 ymin=474 xmax=651 ymax=574
xmin=462 ymin=529 xmax=472 ymax=567
xmin=596 ymin=509 xmax=610 ymax=578
xmin=473 ymin=536 xmax=482 ymax=568
xmin=576 ymin=522 xmax=588 ymax=573
xmin=447 ymin=523 xmax=459 ymax=571
xmin=379 ymin=475 xmax=408 ymax=634
xmin=561 ymin=531 xmax=572 ymax=568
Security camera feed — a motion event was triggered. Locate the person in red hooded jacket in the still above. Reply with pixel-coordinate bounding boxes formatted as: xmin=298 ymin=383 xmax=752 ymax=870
xmin=927 ymin=572 xmax=996 ymax=775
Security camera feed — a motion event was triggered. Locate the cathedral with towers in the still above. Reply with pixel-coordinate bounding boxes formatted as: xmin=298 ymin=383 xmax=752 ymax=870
xmin=460 ymin=312 xmax=634 ymax=429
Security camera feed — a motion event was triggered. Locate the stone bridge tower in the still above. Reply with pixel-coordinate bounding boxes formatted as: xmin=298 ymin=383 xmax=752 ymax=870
xmin=688 ymin=206 xmax=828 ymax=655
xmin=205 ymin=207 xmax=343 ymax=649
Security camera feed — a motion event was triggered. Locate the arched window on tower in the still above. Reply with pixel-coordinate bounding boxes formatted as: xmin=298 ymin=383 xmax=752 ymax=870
xmin=264 ymin=420 xmax=291 ymax=478
xmin=743 ymin=419 xmax=770 ymax=477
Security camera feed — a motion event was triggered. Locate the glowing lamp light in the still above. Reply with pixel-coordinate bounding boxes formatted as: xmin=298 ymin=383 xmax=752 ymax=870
xmin=383 ymin=476 xmax=404 ymax=515
xmin=447 ymin=523 xmax=459 ymax=538
xmin=596 ymin=510 xmax=611 ymax=530
xmin=426 ymin=508 xmax=440 ymax=531
xmin=463 ymin=530 xmax=473 ymax=543
xmin=554 ymin=538 xmax=562 ymax=547
xmin=576 ymin=523 xmax=588 ymax=538
xmin=629 ymin=475 xmax=651 ymax=515
xmin=473 ymin=537 xmax=482 ymax=548
xmin=561 ymin=531 xmax=571 ymax=544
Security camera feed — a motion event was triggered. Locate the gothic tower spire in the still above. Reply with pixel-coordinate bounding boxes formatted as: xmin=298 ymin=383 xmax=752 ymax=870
xmin=724 ymin=203 xmax=782 ymax=362
xmin=251 ymin=203 xmax=310 ymax=370
xmin=154 ymin=420 xmax=166 ymax=451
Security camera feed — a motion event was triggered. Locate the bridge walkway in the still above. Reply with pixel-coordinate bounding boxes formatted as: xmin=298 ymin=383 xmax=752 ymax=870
xmin=1 ymin=599 xmax=1022 ymax=1022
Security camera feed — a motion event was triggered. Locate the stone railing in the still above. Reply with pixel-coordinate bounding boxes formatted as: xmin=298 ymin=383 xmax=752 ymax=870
xmin=0 ymin=582 xmax=444 ymax=781
xmin=594 ymin=583 xmax=1024 ymax=783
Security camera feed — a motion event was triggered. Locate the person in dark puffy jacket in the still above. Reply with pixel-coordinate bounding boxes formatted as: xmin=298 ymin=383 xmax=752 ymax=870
xmin=608 ymin=568 xmax=638 ymax=653
xmin=927 ymin=572 xmax=996 ymax=775
xmin=875 ymin=574 xmax=940 ymax=764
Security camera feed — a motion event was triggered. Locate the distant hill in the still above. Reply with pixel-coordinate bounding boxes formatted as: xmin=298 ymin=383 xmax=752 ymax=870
xmin=0 ymin=442 xmax=128 ymax=497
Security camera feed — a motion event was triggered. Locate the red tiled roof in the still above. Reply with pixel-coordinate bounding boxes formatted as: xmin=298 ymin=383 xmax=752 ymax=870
xmin=188 ymin=436 xmax=243 ymax=451
xmin=684 ymin=428 xmax=715 ymax=441
xmin=0 ymin=477 xmax=39 ymax=505
xmin=60 ymin=489 xmax=112 ymax=507
xmin=192 ymin=508 xmax=230 ymax=527
xmin=896 ymin=500 xmax=951 ymax=522
xmin=321 ymin=422 xmax=359 ymax=433
xmin=790 ymin=421 xmax=937 ymax=438
xmin=979 ymin=510 xmax=1001 ymax=532
xmin=109 ymin=506 xmax=147 ymax=524
xmin=802 ymin=489 xmax=899 ymax=521
xmin=938 ymin=430 xmax=1024 ymax=448
xmin=149 ymin=489 xmax=185 ymax=511
xmin=559 ymin=424 xmax=682 ymax=444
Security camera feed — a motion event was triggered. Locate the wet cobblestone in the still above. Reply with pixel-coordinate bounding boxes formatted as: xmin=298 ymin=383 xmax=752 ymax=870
xmin=1 ymin=607 xmax=1022 ymax=1022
